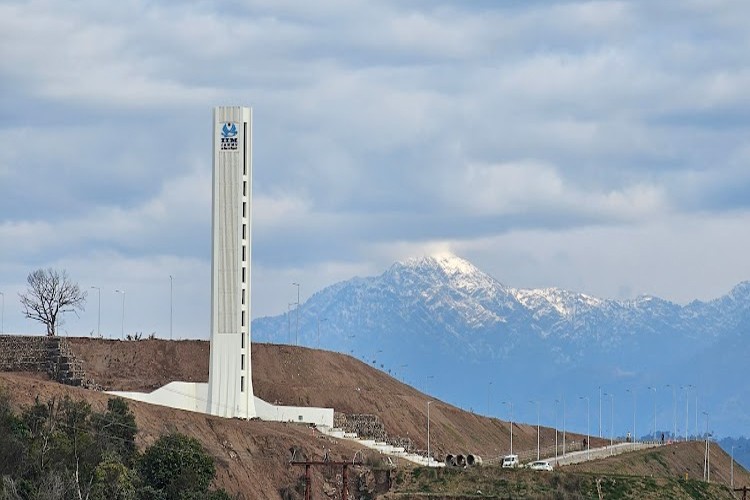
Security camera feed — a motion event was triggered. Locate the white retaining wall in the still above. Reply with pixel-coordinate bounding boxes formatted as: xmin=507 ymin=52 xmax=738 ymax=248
xmin=108 ymin=381 xmax=333 ymax=427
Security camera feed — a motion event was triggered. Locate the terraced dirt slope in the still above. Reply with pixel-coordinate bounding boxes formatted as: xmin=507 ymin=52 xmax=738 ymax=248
xmin=68 ymin=337 xmax=599 ymax=461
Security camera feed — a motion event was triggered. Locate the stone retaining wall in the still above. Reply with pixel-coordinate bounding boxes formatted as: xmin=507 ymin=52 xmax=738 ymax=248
xmin=334 ymin=412 xmax=417 ymax=450
xmin=0 ymin=335 xmax=94 ymax=388
xmin=335 ymin=412 xmax=388 ymax=441
xmin=0 ymin=335 xmax=50 ymax=372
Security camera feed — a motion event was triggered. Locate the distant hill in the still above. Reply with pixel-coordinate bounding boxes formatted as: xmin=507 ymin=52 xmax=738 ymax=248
xmin=252 ymin=253 xmax=750 ymax=438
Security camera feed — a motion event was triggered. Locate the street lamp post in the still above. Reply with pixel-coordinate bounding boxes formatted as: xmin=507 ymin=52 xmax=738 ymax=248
xmin=599 ymin=386 xmax=602 ymax=439
xmin=695 ymin=392 xmax=699 ymax=439
xmin=291 ymin=283 xmax=300 ymax=345
xmin=580 ymin=396 xmax=590 ymax=458
xmin=703 ymin=411 xmax=710 ymax=482
xmin=648 ymin=386 xmax=657 ymax=440
xmin=90 ymin=286 xmax=101 ymax=338
xmin=317 ymin=317 xmax=327 ymax=347
xmin=562 ymin=397 xmax=567 ymax=456
xmin=487 ymin=381 xmax=492 ymax=415
xmin=554 ymin=399 xmax=560 ymax=463
xmin=682 ymin=385 xmax=693 ymax=441
xmin=115 ymin=289 xmax=125 ymax=339
xmin=169 ymin=275 xmax=173 ymax=340
xmin=427 ymin=401 xmax=433 ymax=465
xmin=287 ymin=303 xmax=295 ymax=343
xmin=666 ymin=384 xmax=677 ymax=441
xmin=502 ymin=401 xmax=514 ymax=455
xmin=399 ymin=364 xmax=408 ymax=382
xmin=347 ymin=334 xmax=355 ymax=357
xmin=529 ymin=400 xmax=540 ymax=460
xmin=604 ymin=392 xmax=614 ymax=451
xmin=626 ymin=388 xmax=636 ymax=447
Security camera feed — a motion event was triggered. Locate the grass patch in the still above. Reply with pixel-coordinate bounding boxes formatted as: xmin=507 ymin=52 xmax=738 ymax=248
xmin=599 ymin=477 xmax=633 ymax=499
xmin=643 ymin=451 xmax=670 ymax=471
xmin=390 ymin=465 xmax=736 ymax=499
xmin=680 ymin=478 xmax=711 ymax=499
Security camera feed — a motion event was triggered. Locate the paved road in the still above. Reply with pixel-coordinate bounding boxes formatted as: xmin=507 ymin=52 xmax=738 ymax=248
xmin=545 ymin=441 xmax=662 ymax=467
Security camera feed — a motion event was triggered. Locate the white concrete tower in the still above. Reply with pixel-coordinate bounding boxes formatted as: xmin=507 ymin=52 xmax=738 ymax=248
xmin=207 ymin=106 xmax=255 ymax=418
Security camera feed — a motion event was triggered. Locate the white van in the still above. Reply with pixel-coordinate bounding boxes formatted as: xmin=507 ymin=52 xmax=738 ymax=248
xmin=501 ymin=454 xmax=519 ymax=468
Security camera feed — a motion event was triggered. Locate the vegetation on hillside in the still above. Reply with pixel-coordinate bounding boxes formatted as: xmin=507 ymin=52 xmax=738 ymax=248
xmin=0 ymin=390 xmax=231 ymax=500
xmin=386 ymin=464 xmax=739 ymax=499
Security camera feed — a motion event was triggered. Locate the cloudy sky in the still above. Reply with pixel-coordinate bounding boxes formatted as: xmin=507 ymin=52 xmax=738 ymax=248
xmin=1 ymin=0 xmax=749 ymax=339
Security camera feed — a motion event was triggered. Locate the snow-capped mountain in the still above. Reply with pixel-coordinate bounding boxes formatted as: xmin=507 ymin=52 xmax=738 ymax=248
xmin=252 ymin=253 xmax=750 ymax=438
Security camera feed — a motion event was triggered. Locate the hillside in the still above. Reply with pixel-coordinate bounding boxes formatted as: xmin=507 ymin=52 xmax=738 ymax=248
xmin=1 ymin=337 xmax=747 ymax=499
xmin=567 ymin=440 xmax=750 ymax=486
xmin=386 ymin=444 xmax=746 ymax=499
xmin=0 ymin=372 xmax=365 ymax=499
xmin=66 ymin=337 xmax=593 ymax=461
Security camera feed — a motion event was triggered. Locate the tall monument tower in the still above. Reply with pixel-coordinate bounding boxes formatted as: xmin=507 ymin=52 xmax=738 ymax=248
xmin=107 ymin=106 xmax=332 ymax=427
xmin=109 ymin=106 xmax=333 ymax=428
xmin=207 ymin=106 xmax=255 ymax=418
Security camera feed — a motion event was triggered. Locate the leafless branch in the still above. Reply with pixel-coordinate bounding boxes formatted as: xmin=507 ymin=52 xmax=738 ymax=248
xmin=19 ymin=268 xmax=87 ymax=336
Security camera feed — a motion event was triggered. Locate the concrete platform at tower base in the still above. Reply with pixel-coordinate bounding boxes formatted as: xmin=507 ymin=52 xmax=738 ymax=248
xmin=108 ymin=381 xmax=334 ymax=427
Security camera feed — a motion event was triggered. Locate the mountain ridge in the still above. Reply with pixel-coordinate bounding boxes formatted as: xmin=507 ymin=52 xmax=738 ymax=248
xmin=252 ymin=253 xmax=750 ymax=437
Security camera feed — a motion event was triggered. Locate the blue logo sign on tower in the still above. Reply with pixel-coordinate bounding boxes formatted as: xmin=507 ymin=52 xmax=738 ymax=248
xmin=220 ymin=123 xmax=239 ymax=150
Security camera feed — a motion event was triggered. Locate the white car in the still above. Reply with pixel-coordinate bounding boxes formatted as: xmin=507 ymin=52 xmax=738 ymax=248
xmin=528 ymin=460 xmax=554 ymax=471
xmin=501 ymin=454 xmax=519 ymax=468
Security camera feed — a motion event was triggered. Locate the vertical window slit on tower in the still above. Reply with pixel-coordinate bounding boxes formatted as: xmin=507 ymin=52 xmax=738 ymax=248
xmin=243 ymin=202 xmax=246 ymax=218
xmin=243 ymin=181 xmax=247 ymax=196
xmin=241 ymin=354 xmax=245 ymax=370
xmin=242 ymin=267 xmax=246 ymax=283
xmin=241 ymin=334 xmax=245 ymax=349
xmin=240 ymin=376 xmax=245 ymax=392
xmin=243 ymin=122 xmax=247 ymax=175
xmin=241 ymin=310 xmax=245 ymax=326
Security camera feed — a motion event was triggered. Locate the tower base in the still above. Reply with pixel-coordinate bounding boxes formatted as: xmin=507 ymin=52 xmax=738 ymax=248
xmin=108 ymin=382 xmax=334 ymax=427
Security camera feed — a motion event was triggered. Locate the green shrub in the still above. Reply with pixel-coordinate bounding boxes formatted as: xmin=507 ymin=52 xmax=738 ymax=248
xmin=138 ymin=433 xmax=215 ymax=499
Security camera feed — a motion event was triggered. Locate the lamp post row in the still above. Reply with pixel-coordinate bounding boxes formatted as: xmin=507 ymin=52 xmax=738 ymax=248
xmin=86 ymin=276 xmax=177 ymax=339
xmin=484 ymin=383 xmax=700 ymax=459
xmin=291 ymin=282 xmax=300 ymax=345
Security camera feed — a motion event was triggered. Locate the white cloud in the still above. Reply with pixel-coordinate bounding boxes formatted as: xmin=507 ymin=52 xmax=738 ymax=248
xmin=1 ymin=0 xmax=749 ymax=328
xmin=446 ymin=160 xmax=666 ymax=219
xmin=0 ymin=165 xmax=210 ymax=259
xmin=460 ymin=211 xmax=750 ymax=304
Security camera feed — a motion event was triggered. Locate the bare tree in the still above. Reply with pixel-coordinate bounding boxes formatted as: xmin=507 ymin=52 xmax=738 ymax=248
xmin=19 ymin=268 xmax=87 ymax=336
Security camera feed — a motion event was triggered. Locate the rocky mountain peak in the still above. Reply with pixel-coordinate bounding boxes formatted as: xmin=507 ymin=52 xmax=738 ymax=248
xmin=395 ymin=252 xmax=507 ymax=295
xmin=400 ymin=252 xmax=481 ymax=276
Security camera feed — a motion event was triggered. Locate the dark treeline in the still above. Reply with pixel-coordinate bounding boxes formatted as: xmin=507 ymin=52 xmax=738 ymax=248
xmin=0 ymin=390 xmax=231 ymax=500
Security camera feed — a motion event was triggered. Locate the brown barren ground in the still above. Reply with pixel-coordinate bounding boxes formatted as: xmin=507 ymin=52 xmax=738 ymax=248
xmin=0 ymin=337 xmax=745 ymax=498
xmin=67 ymin=338 xmax=598 ymax=460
